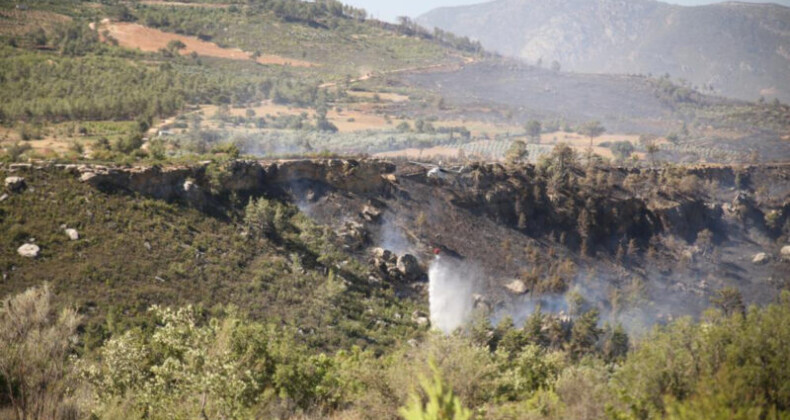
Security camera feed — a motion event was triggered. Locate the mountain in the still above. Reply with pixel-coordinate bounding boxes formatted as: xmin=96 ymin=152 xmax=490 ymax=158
xmin=418 ymin=0 xmax=790 ymax=102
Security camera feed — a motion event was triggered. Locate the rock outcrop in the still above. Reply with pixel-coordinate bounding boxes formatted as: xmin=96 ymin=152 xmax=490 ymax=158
xmin=370 ymin=248 xmax=425 ymax=283
xmin=65 ymin=228 xmax=80 ymax=241
xmin=752 ymin=252 xmax=770 ymax=265
xmin=17 ymin=243 xmax=40 ymax=258
xmin=74 ymin=159 xmax=396 ymax=208
xmin=505 ymin=279 xmax=528 ymax=295
xmin=4 ymin=176 xmax=26 ymax=192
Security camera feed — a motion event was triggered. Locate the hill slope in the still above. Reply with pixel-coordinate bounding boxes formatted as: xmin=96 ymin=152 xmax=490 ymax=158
xmin=418 ymin=0 xmax=790 ymax=102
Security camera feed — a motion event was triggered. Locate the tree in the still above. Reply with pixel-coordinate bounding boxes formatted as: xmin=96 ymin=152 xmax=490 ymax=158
xmin=711 ymin=287 xmax=745 ymax=317
xmin=610 ymin=141 xmax=635 ymax=161
xmin=543 ymin=143 xmax=577 ymax=193
xmin=646 ymin=142 xmax=659 ymax=165
xmin=569 ymin=309 xmax=601 ymax=360
xmin=525 ymin=120 xmax=542 ymax=144
xmin=505 ymin=139 xmax=528 ymax=165
xmin=0 ymin=284 xmax=82 ymax=420
xmin=579 ymin=121 xmax=606 ymax=153
xmin=166 ymin=39 xmax=187 ymax=55
xmin=603 ymin=324 xmax=629 ymax=363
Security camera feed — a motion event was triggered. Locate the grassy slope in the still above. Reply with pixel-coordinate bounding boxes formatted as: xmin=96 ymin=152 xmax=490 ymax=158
xmin=0 ymin=167 xmax=422 ymax=352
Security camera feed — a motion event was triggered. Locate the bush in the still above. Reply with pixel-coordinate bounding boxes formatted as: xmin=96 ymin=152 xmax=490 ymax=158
xmin=399 ymin=360 xmax=472 ymax=420
xmin=113 ymin=134 xmax=144 ymax=154
xmin=244 ymin=198 xmax=294 ymax=240
xmin=0 ymin=284 xmax=83 ymax=420
xmin=3 ymin=141 xmax=32 ymax=161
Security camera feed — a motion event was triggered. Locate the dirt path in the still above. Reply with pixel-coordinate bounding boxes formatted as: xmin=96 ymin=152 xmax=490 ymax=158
xmin=102 ymin=22 xmax=315 ymax=67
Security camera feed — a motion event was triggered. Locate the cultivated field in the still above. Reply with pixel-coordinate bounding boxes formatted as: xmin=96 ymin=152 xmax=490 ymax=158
xmin=102 ymin=21 xmax=315 ymax=67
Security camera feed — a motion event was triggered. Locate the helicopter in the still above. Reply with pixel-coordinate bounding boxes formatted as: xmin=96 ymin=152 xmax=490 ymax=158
xmin=408 ymin=161 xmax=467 ymax=181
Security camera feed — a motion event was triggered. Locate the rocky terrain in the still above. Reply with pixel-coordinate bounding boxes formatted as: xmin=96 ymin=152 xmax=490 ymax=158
xmin=418 ymin=0 xmax=790 ymax=102
xmin=6 ymin=157 xmax=787 ymax=332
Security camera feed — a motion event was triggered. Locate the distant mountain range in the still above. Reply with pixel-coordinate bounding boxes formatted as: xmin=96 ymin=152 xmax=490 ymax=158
xmin=418 ymin=0 xmax=790 ymax=101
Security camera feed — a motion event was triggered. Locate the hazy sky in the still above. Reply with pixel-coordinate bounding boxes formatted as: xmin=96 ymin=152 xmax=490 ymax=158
xmin=343 ymin=0 xmax=790 ymax=22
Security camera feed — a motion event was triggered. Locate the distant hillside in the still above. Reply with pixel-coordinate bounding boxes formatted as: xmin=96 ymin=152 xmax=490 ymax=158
xmin=418 ymin=0 xmax=790 ymax=102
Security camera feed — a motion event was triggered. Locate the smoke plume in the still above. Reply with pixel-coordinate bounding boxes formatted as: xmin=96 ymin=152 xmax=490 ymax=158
xmin=428 ymin=256 xmax=480 ymax=333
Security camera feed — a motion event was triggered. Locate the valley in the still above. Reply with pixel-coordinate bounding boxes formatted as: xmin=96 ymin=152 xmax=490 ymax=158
xmin=0 ymin=0 xmax=789 ymax=418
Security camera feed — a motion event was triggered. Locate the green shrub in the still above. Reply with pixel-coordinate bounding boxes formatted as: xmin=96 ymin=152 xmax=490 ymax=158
xmin=400 ymin=360 xmax=473 ymax=420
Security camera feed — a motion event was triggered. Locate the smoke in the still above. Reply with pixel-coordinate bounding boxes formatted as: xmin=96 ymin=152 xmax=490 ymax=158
xmin=428 ymin=256 xmax=480 ymax=333
xmin=378 ymin=215 xmax=413 ymax=255
xmin=426 ymin=256 xmax=672 ymax=337
xmin=492 ymin=293 xmax=568 ymax=327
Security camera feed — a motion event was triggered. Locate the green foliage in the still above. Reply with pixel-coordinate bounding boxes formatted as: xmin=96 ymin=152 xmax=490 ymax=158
xmin=578 ymin=121 xmax=606 ymax=142
xmin=2 ymin=142 xmax=32 ymax=162
xmin=610 ymin=141 xmax=635 ymax=161
xmin=525 ymin=120 xmax=542 ymax=143
xmin=540 ymin=143 xmax=577 ymax=193
xmin=83 ymin=306 xmax=261 ymax=419
xmin=569 ymin=310 xmax=601 ymax=360
xmin=504 ymin=140 xmax=528 ymax=165
xmin=400 ymin=360 xmax=473 ymax=420
xmin=614 ymin=293 xmax=790 ymax=417
xmin=244 ymin=197 xmax=294 ymax=240
xmin=0 ymin=284 xmax=83 ymax=420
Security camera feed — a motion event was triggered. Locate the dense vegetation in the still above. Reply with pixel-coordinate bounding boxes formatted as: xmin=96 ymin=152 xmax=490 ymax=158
xmin=3 ymin=251 xmax=790 ymax=419
xmin=0 ymin=20 xmax=324 ymax=124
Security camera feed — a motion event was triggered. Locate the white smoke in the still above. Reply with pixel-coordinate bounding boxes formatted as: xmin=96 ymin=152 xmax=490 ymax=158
xmin=428 ymin=256 xmax=479 ymax=333
xmin=379 ymin=215 xmax=412 ymax=255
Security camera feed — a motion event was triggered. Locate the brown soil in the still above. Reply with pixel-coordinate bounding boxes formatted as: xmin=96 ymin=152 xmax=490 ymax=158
xmin=102 ymin=22 xmax=315 ymax=67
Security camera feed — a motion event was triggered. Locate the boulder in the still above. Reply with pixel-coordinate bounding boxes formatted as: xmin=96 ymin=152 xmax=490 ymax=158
xmin=505 ymin=279 xmax=528 ymax=295
xmin=397 ymin=254 xmax=421 ymax=280
xmin=361 ymin=204 xmax=383 ymax=222
xmin=371 ymin=247 xmax=392 ymax=261
xmin=4 ymin=176 xmax=26 ymax=192
xmin=79 ymin=172 xmax=97 ymax=183
xmin=338 ymin=221 xmax=368 ymax=250
xmin=411 ymin=310 xmax=430 ymax=327
xmin=183 ymin=179 xmax=197 ymax=192
xmin=782 ymin=246 xmax=790 ymax=261
xmin=9 ymin=163 xmax=32 ymax=171
xmin=17 ymin=243 xmax=40 ymax=258
xmin=752 ymin=252 xmax=770 ymax=265
xmin=65 ymin=228 xmax=80 ymax=241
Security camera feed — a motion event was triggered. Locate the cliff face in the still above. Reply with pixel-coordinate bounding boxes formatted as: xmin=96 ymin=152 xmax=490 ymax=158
xmin=70 ymin=159 xmax=789 ymax=257
xmin=75 ymin=159 xmax=396 ymax=209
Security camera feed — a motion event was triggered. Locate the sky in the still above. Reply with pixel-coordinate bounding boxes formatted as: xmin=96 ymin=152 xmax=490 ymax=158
xmin=342 ymin=0 xmax=790 ymax=22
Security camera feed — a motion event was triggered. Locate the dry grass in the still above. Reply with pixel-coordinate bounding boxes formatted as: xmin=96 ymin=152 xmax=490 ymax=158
xmin=220 ymin=101 xmax=410 ymax=133
xmin=102 ymin=22 xmax=315 ymax=67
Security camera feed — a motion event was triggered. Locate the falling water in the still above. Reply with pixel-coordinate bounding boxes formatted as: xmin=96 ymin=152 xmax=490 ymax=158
xmin=428 ymin=256 xmax=477 ymax=333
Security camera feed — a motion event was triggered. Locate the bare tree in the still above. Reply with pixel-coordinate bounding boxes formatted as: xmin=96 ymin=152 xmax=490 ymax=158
xmin=0 ymin=284 xmax=82 ymax=420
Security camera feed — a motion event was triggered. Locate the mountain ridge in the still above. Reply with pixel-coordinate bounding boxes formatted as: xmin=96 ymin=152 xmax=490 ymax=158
xmin=418 ymin=0 xmax=790 ymax=101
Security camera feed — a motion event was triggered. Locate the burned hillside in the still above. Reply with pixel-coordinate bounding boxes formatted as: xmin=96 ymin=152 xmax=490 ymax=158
xmin=14 ymin=155 xmax=787 ymax=333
